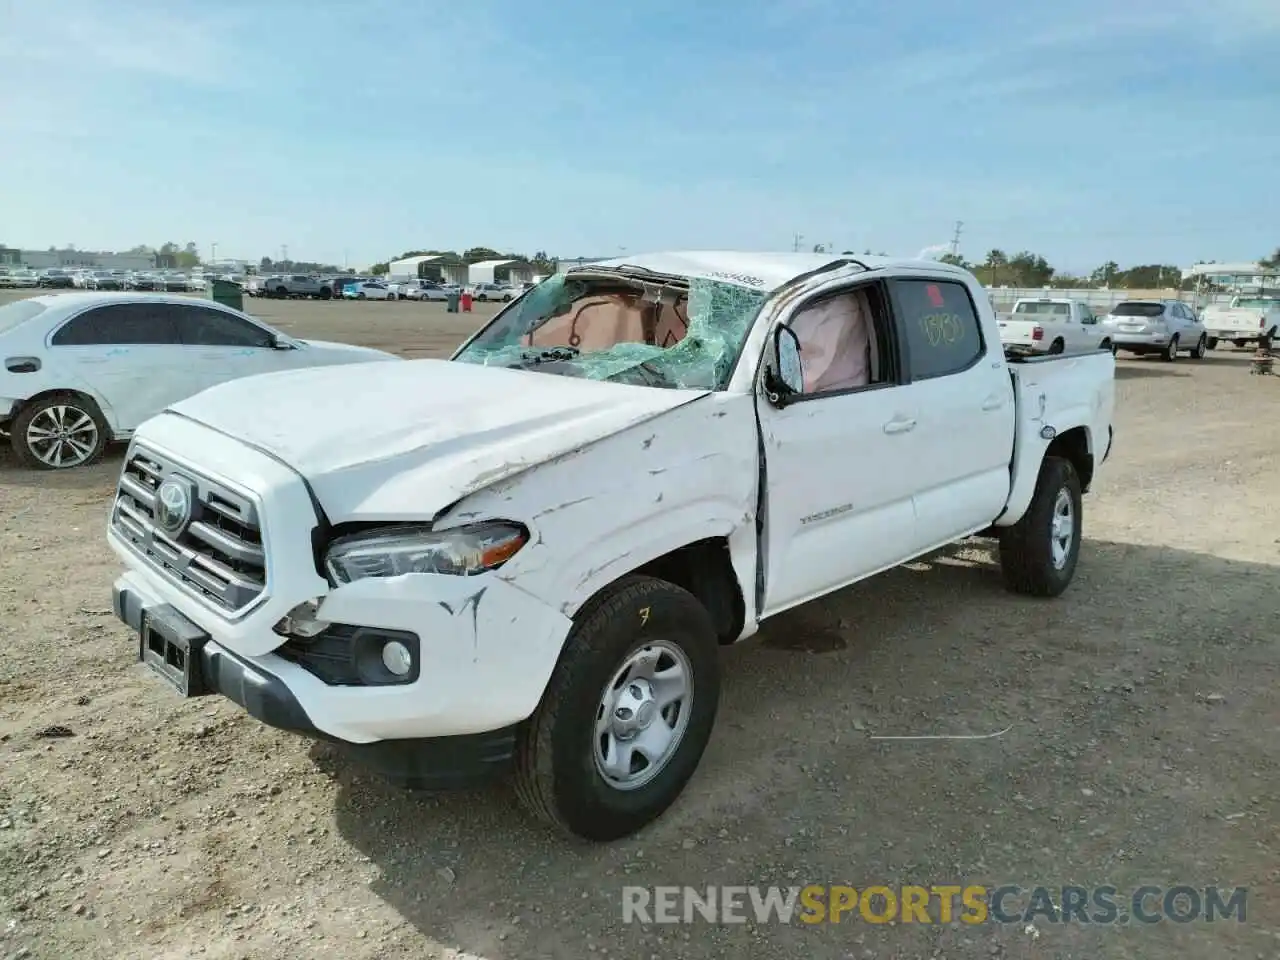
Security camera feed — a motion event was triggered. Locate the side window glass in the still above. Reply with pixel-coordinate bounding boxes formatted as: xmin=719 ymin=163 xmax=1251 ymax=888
xmin=51 ymin=304 xmax=178 ymax=345
xmin=891 ymin=279 xmax=985 ymax=380
xmin=51 ymin=310 xmax=106 ymax=345
xmin=176 ymin=305 xmax=273 ymax=347
xmin=789 ymin=286 xmax=893 ymax=396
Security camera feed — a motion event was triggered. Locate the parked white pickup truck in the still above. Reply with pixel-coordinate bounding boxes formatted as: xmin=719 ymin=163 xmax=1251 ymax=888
xmin=1200 ymin=296 xmax=1280 ymax=349
xmin=107 ymin=252 xmax=1116 ymax=841
xmin=999 ymin=298 xmax=1113 ymax=355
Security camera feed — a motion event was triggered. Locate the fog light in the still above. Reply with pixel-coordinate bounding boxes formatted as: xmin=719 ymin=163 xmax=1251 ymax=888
xmin=273 ymin=599 xmax=330 ymax=639
xmin=381 ymin=640 xmax=413 ymax=677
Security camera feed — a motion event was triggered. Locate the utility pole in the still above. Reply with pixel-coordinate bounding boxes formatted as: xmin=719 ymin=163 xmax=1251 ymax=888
xmin=949 ymin=221 xmax=963 ymax=257
xmin=792 ymin=233 xmax=804 ymax=252
xmin=281 ymin=244 xmax=288 ymax=265
xmin=210 ymin=242 xmax=218 ymax=263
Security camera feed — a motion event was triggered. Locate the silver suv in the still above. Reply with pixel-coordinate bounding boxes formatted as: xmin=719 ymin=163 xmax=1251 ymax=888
xmin=1099 ymin=300 xmax=1208 ymax=362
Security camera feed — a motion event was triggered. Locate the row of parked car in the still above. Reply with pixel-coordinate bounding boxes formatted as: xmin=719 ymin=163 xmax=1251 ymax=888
xmin=245 ymin=274 xmax=531 ymax=302
xmin=0 ymin=267 xmax=244 ymax=293
xmin=997 ymin=295 xmax=1280 ymax=361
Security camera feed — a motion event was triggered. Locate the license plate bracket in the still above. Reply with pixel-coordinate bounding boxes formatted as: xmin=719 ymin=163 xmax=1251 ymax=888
xmin=139 ymin=604 xmax=211 ymax=698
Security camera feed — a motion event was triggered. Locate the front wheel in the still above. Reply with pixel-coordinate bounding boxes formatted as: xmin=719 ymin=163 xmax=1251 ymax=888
xmin=514 ymin=575 xmax=721 ymax=841
xmin=10 ymin=394 xmax=109 ymax=470
xmin=1190 ymin=334 xmax=1207 ymax=360
xmin=998 ymin=456 xmax=1083 ymax=598
xmin=1048 ymin=338 xmax=1065 ymax=355
xmin=1162 ymin=336 xmax=1179 ymax=362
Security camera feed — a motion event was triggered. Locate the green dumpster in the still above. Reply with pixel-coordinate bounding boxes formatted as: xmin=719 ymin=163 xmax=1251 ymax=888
xmin=209 ymin=278 xmax=244 ymax=312
xmin=446 ymin=290 xmax=461 ymax=313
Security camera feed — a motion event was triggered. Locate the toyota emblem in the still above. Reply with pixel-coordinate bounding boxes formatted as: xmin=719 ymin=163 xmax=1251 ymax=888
xmin=155 ymin=477 xmax=194 ymax=535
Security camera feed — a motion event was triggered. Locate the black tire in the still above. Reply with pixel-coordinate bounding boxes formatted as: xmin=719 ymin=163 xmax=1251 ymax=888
xmin=10 ymin=393 xmax=110 ymax=470
xmin=513 ymin=575 xmax=721 ymax=842
xmin=1206 ymin=337 xmax=1218 ymax=350
xmin=1234 ymin=340 xmax=1249 ymax=350
xmin=998 ymin=456 xmax=1083 ymax=598
xmin=1190 ymin=334 xmax=1207 ymax=360
xmin=357 ymin=292 xmax=366 ymax=300
xmin=1161 ymin=335 xmax=1179 ymax=362
xmin=502 ymin=294 xmax=513 ymax=302
xmin=1048 ymin=338 xmax=1065 ymax=355
xmin=319 ymin=287 xmax=332 ymax=300
xmin=274 ymin=286 xmax=288 ymax=298
xmin=477 ymin=294 xmax=488 ymax=302
xmin=1099 ymin=338 xmax=1114 ymax=354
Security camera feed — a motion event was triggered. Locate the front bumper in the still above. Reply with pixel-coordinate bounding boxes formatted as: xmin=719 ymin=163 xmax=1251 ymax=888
xmin=113 ymin=582 xmax=519 ymax=787
xmin=107 ymin=419 xmax=574 ymax=780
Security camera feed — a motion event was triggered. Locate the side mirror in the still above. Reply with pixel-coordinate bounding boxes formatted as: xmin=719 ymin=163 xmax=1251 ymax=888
xmin=270 ymin=334 xmax=294 ymax=350
xmin=764 ymin=325 xmax=804 ymax=405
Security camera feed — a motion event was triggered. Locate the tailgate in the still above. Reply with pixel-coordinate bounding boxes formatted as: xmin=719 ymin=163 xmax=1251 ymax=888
xmin=998 ymin=318 xmax=1043 ymax=346
xmin=1204 ymin=311 xmax=1256 ymax=332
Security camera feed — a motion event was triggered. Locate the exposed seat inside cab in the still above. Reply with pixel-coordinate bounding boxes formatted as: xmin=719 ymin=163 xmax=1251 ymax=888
xmin=524 ymin=294 xmax=689 ymax=350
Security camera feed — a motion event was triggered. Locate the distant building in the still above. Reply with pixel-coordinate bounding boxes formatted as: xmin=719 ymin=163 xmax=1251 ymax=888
xmin=387 ymin=254 xmax=469 ymax=287
xmin=205 ymin=258 xmax=250 ymax=274
xmin=468 ymin=258 xmax=534 ymax=286
xmin=12 ymin=248 xmax=156 ymax=271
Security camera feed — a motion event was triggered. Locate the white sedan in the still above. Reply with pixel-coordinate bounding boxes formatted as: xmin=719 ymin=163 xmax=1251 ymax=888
xmin=341 ymin=281 xmax=394 ymax=300
xmin=403 ymin=280 xmax=450 ymax=301
xmin=0 ymin=293 xmax=398 ymax=469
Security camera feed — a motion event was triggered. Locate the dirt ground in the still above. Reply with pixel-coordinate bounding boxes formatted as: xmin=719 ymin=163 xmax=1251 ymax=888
xmin=1 ymin=292 xmax=1278 ymax=960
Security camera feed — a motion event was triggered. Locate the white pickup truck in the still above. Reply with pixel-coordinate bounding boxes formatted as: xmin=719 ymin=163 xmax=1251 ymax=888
xmin=1200 ymin=296 xmax=1280 ymax=349
xmin=999 ymin=297 xmax=1113 ymax=355
xmin=107 ymin=252 xmax=1116 ymax=841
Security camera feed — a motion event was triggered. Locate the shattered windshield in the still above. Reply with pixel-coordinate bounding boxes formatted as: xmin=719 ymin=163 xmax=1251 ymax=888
xmin=451 ymin=270 xmax=768 ymax=390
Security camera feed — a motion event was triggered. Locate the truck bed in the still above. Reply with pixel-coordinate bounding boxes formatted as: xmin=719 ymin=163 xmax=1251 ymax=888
xmin=1000 ymin=348 xmax=1116 ymax=523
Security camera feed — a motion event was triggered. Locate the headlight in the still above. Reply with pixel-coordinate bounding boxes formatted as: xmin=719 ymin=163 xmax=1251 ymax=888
xmin=324 ymin=521 xmax=528 ymax=584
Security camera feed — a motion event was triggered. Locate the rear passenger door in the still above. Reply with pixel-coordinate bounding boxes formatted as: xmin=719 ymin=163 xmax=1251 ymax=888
xmin=886 ymin=276 xmax=1016 ymax=547
xmin=171 ymin=303 xmax=294 ymax=384
xmin=47 ymin=302 xmax=187 ymax=431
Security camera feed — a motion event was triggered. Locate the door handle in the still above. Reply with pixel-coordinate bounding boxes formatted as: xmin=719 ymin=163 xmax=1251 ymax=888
xmin=981 ymin=396 xmax=1005 ymax=411
xmin=883 ymin=417 xmax=917 ymax=434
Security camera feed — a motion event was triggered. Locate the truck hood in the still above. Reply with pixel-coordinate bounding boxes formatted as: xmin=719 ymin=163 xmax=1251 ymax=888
xmin=166 ymin=358 xmax=710 ymax=520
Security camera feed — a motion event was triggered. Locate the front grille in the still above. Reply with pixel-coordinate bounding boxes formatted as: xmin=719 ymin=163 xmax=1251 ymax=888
xmin=111 ymin=447 xmax=267 ymax=613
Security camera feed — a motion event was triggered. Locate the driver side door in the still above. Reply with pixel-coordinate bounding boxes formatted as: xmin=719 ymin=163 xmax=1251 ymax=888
xmin=756 ymin=279 xmax=924 ymax=616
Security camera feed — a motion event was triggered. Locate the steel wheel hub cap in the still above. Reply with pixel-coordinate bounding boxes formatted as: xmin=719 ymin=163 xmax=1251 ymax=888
xmin=1050 ymin=488 xmax=1075 ymax=570
xmin=594 ymin=641 xmax=693 ymax=791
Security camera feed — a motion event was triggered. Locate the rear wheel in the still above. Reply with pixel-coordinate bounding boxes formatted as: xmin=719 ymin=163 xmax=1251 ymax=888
xmin=10 ymin=394 xmax=109 ymax=470
xmin=513 ymin=575 xmax=721 ymax=841
xmin=1100 ymin=339 xmax=1115 ymax=355
xmin=998 ymin=456 xmax=1082 ymax=598
xmin=1190 ymin=334 xmax=1207 ymax=360
xmin=1162 ymin=335 xmax=1179 ymax=362
xmin=1048 ymin=338 xmax=1065 ymax=355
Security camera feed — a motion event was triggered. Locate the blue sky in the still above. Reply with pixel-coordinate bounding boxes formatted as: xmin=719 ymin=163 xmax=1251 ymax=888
xmin=1 ymin=0 xmax=1277 ymax=274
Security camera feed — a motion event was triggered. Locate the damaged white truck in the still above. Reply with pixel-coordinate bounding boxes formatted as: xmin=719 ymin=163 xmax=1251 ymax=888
xmin=108 ymin=252 xmax=1116 ymax=841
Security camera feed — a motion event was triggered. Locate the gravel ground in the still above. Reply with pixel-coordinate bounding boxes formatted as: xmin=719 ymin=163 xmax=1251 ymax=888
xmin=1 ymin=292 xmax=1278 ymax=960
